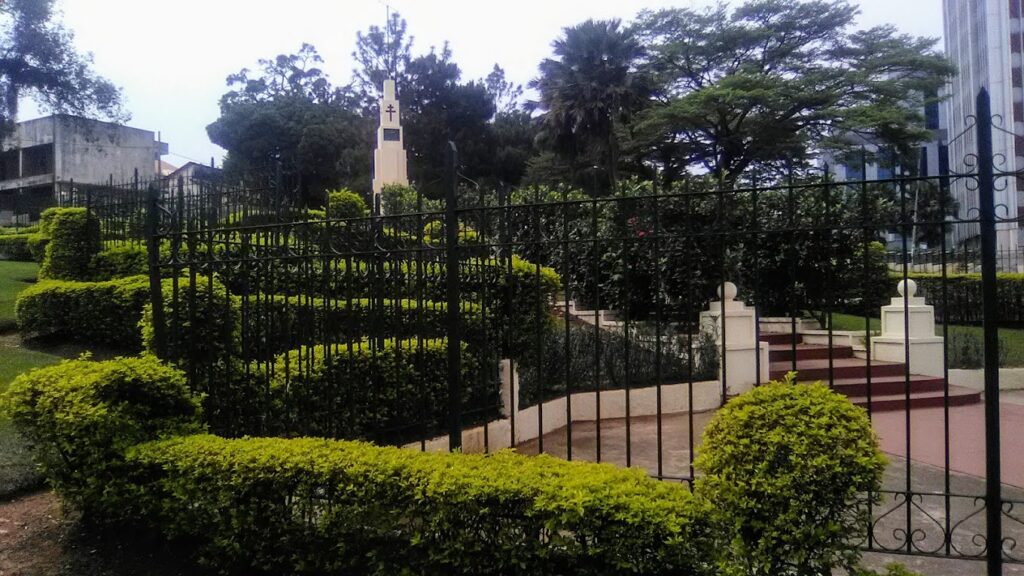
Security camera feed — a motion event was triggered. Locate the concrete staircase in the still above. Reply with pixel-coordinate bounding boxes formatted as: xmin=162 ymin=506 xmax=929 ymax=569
xmin=761 ymin=333 xmax=981 ymax=411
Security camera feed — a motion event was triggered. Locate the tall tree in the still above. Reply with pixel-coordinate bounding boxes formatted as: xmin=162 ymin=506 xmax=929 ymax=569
xmin=401 ymin=44 xmax=495 ymax=195
xmin=631 ymin=0 xmax=955 ymax=185
xmin=207 ymin=44 xmax=368 ymax=205
xmin=0 ymin=0 xmax=125 ymax=136
xmin=530 ymin=19 xmax=646 ymax=193
xmin=484 ymin=64 xmax=522 ymax=116
xmin=351 ymin=11 xmax=413 ymax=112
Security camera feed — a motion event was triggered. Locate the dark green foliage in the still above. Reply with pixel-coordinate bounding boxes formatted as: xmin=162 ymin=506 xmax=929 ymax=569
xmin=239 ymin=294 xmax=483 ymax=360
xmin=126 ymin=434 xmax=713 ymax=575
xmin=695 ymin=374 xmax=886 ymax=576
xmin=207 ymin=44 xmax=370 ymax=203
xmin=531 ymin=19 xmax=646 ymax=191
xmin=140 ymin=276 xmax=238 ymax=367
xmin=15 ymin=275 xmax=150 ymax=349
xmin=39 ymin=207 xmax=102 ymax=280
xmin=0 ymin=356 xmax=201 ymax=517
xmin=326 ymin=188 xmax=368 ymax=219
xmin=518 ymin=324 xmax=719 ymax=407
xmin=267 ymin=339 xmax=496 ymax=444
xmin=90 ymin=244 xmax=148 ymax=279
xmin=909 ymin=272 xmax=1024 ymax=327
xmin=948 ymin=331 xmax=983 ymax=369
xmin=0 ymin=232 xmax=47 ymax=262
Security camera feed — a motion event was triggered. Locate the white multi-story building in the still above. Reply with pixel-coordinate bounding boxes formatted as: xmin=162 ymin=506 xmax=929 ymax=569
xmin=944 ymin=0 xmax=1024 ymax=251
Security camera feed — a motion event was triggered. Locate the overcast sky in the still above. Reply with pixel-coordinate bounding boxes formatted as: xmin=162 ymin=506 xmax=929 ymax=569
xmin=25 ymin=0 xmax=945 ymax=168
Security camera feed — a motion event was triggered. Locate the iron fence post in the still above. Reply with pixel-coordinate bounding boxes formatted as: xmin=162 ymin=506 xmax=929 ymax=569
xmin=445 ymin=141 xmax=462 ymax=451
xmin=145 ymin=183 xmax=166 ymax=359
xmin=977 ymin=87 xmax=1003 ymax=576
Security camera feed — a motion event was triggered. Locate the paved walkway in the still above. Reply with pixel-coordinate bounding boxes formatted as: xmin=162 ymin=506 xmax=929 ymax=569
xmin=517 ymin=398 xmax=1024 ymax=574
xmin=870 ymin=399 xmax=1024 ymax=488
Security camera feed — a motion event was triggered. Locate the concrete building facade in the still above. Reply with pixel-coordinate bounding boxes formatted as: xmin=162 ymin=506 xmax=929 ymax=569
xmin=943 ymin=0 xmax=1024 ymax=251
xmin=0 ymin=115 xmax=166 ymax=224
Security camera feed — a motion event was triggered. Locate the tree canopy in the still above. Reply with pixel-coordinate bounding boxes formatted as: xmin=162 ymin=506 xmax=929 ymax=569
xmin=629 ymin=0 xmax=954 ymax=184
xmin=0 ymin=0 xmax=126 ymax=136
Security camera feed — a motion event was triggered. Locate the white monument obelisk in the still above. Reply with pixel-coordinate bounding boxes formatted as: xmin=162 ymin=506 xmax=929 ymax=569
xmin=372 ymin=79 xmax=409 ymax=213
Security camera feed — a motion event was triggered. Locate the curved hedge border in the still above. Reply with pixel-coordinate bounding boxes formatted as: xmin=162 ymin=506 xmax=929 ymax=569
xmin=126 ymin=435 xmax=713 ymax=575
xmin=0 ymin=233 xmax=48 ymax=262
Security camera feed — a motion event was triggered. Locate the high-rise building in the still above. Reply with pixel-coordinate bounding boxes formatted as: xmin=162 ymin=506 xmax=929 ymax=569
xmin=944 ymin=0 xmax=1024 ymax=251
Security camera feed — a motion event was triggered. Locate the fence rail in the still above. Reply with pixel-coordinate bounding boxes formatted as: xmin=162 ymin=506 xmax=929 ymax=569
xmin=31 ymin=88 xmax=1004 ymax=575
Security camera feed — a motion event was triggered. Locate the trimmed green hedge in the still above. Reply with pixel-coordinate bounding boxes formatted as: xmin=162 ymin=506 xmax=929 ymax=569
xmin=0 ymin=356 xmax=201 ymax=517
xmin=695 ymin=373 xmax=886 ymax=575
xmin=240 ymin=294 xmax=484 ymax=359
xmin=904 ymin=272 xmax=1024 ymax=326
xmin=39 ymin=207 xmax=101 ymax=280
xmin=15 ymin=275 xmax=151 ymax=349
xmin=266 ymin=338 xmax=496 ymax=444
xmin=91 ymin=244 xmax=148 ymax=279
xmin=0 ymin=233 xmax=48 ymax=262
xmin=126 ymin=435 xmax=713 ymax=575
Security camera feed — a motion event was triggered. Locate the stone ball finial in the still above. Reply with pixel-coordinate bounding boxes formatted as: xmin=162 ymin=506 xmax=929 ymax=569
xmin=718 ymin=281 xmax=738 ymax=301
xmin=897 ymin=279 xmax=917 ymax=298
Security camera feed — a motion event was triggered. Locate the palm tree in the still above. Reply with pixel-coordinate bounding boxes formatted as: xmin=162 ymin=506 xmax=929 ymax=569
xmin=530 ymin=19 xmax=645 ymax=193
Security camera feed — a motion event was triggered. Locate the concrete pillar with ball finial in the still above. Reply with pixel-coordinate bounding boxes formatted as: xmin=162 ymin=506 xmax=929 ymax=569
xmin=872 ymin=279 xmax=945 ymax=377
xmin=699 ymin=281 xmax=769 ymax=398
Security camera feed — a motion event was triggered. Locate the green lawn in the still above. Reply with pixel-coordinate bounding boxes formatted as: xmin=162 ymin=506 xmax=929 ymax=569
xmin=0 ymin=260 xmax=38 ymax=331
xmin=0 ymin=261 xmax=60 ymax=496
xmin=829 ymin=312 xmax=1024 ymax=367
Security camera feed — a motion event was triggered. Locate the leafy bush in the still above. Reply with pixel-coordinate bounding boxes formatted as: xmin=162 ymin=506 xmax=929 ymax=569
xmin=695 ymin=373 xmax=886 ymax=576
xmin=39 ymin=207 xmax=102 ymax=280
xmin=948 ymin=331 xmax=983 ymax=369
xmin=0 ymin=224 xmax=39 ymax=235
xmin=91 ymin=244 xmax=148 ymax=279
xmin=518 ymin=324 xmax=719 ymax=407
xmin=126 ymin=434 xmax=713 ymax=575
xmin=0 ymin=356 xmax=201 ymax=517
xmin=267 ymin=338 xmax=497 ymax=444
xmin=381 ymin=183 xmax=439 ymax=216
xmin=16 ymin=275 xmax=151 ymax=349
xmin=327 ymin=188 xmax=368 ymax=219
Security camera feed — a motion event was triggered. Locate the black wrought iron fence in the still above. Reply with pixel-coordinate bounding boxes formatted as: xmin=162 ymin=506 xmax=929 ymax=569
xmin=139 ymin=89 xmax=1022 ymax=574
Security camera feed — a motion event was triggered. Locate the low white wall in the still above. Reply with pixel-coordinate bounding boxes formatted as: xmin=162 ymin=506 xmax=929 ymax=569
xmin=409 ymin=368 xmax=720 ymax=453
xmin=947 ymin=368 xmax=1024 ymax=391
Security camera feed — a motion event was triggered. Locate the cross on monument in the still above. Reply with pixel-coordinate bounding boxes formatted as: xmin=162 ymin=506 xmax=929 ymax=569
xmin=385 ymin=104 xmax=396 ymax=122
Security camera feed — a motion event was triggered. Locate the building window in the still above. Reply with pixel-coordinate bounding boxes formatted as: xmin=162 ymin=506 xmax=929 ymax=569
xmin=20 ymin=144 xmax=54 ymax=178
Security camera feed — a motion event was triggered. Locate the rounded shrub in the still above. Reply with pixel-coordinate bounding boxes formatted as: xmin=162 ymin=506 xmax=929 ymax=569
xmin=39 ymin=207 xmax=102 ymax=280
xmin=0 ymin=355 xmax=202 ymax=517
xmin=327 ymin=188 xmax=368 ymax=219
xmin=695 ymin=373 xmax=886 ymax=576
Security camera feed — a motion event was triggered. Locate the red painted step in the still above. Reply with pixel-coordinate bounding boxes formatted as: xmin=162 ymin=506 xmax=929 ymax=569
xmin=764 ymin=337 xmax=982 ymax=412
xmin=822 ymin=374 xmax=947 ymax=396
xmin=769 ymin=344 xmax=854 ymax=363
xmin=769 ymin=357 xmax=906 ymax=381
xmin=848 ymin=386 xmax=981 ymax=411
xmin=760 ymin=332 xmax=802 ymax=346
